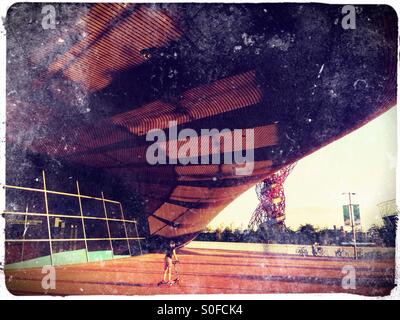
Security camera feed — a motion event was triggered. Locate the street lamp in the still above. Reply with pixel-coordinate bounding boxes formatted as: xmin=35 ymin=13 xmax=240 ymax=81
xmin=342 ymin=192 xmax=357 ymax=260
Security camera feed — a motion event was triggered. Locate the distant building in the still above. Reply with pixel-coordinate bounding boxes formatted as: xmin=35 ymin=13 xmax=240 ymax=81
xmin=378 ymin=199 xmax=398 ymax=229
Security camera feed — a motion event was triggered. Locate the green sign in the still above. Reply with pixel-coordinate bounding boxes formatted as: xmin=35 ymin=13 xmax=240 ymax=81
xmin=343 ymin=204 xmax=361 ymax=226
xmin=343 ymin=205 xmax=350 ymax=226
xmin=353 ymin=204 xmax=361 ymax=225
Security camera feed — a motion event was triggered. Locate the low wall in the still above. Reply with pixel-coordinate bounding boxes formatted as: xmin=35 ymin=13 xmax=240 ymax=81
xmin=5 ymin=249 xmax=129 ymax=269
xmin=186 ymin=241 xmax=395 ymax=258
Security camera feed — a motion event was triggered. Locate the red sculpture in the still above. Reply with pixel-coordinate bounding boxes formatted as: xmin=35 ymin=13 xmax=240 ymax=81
xmin=249 ymin=163 xmax=296 ymax=230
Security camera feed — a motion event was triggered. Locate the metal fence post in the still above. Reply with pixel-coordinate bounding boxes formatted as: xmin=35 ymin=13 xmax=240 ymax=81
xmin=21 ymin=206 xmax=28 ymax=262
xmin=42 ymin=170 xmax=54 ymax=265
xmin=76 ymin=181 xmax=89 ymax=263
xmin=101 ymin=192 xmax=114 ymax=259
xmin=134 ymin=220 xmax=143 ymax=255
xmin=119 ymin=203 xmax=132 ymax=256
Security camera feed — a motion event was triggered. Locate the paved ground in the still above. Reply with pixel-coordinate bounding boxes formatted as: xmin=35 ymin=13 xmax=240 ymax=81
xmin=4 ymin=248 xmax=396 ymax=296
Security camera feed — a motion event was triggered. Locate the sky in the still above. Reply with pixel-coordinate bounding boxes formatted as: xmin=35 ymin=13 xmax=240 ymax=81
xmin=208 ymin=106 xmax=397 ymax=231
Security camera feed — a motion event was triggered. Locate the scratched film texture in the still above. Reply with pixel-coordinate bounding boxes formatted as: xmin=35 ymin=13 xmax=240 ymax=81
xmin=4 ymin=3 xmax=397 ymax=296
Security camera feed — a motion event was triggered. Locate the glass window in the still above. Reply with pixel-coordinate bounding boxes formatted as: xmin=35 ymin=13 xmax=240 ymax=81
xmin=5 ymin=241 xmax=51 ymax=264
xmin=109 ymin=220 xmax=126 ymax=239
xmin=112 ymin=240 xmax=129 ymax=256
xmin=6 ymin=188 xmax=45 ymax=214
xmin=81 ymin=198 xmax=105 ymax=218
xmin=49 ymin=216 xmax=84 ymax=239
xmin=126 ymin=221 xmax=139 ymax=238
xmin=52 ymin=240 xmax=86 ymax=255
xmin=84 ymin=218 xmax=109 ymax=239
xmin=128 ymin=239 xmax=142 ymax=256
xmin=105 ymin=202 xmax=123 ymax=220
xmin=47 ymin=194 xmax=80 ymax=216
xmin=87 ymin=239 xmax=112 ymax=253
xmin=5 ymin=214 xmax=48 ymax=240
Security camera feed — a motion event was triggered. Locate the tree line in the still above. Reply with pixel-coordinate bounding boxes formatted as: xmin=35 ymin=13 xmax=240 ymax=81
xmin=195 ymin=222 xmax=396 ymax=247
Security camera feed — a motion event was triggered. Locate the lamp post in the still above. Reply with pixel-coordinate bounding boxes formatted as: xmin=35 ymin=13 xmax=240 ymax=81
xmin=342 ymin=192 xmax=357 ymax=260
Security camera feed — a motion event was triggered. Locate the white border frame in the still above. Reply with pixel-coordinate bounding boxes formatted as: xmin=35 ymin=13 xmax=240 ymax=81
xmin=0 ymin=0 xmax=398 ymax=300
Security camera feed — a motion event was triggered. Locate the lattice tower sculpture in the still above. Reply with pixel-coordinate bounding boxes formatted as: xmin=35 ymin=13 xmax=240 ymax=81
xmin=249 ymin=163 xmax=296 ymax=230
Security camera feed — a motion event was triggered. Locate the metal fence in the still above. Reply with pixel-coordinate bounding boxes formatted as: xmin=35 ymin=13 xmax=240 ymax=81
xmin=3 ymin=171 xmax=143 ymax=267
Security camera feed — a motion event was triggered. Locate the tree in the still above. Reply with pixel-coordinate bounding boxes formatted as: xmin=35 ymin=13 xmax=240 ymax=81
xmin=298 ymin=224 xmax=317 ymax=244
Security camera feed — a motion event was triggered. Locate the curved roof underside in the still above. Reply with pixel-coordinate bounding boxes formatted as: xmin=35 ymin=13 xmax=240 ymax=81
xmin=6 ymin=3 xmax=397 ymax=240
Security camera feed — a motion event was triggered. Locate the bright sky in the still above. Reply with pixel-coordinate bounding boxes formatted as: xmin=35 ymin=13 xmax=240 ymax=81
xmin=208 ymin=107 xmax=397 ymax=231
